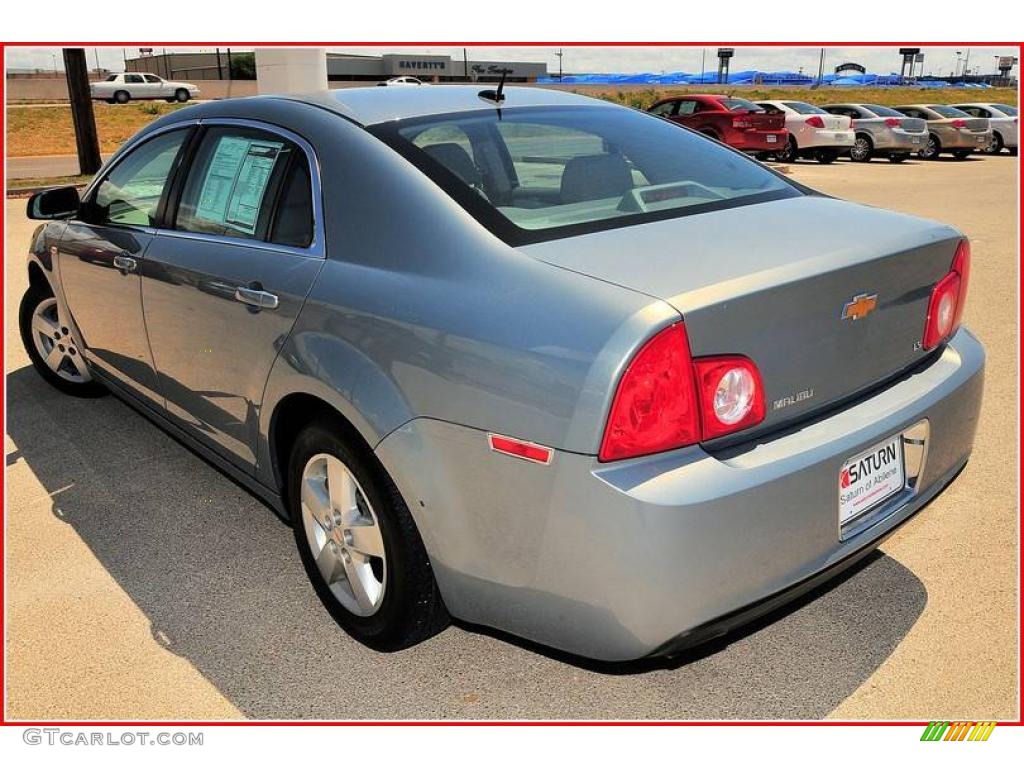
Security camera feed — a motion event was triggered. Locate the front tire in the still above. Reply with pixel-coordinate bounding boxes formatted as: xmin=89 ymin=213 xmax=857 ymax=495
xmin=19 ymin=283 xmax=105 ymax=397
xmin=288 ymin=421 xmax=448 ymax=651
xmin=174 ymin=88 xmax=190 ymax=103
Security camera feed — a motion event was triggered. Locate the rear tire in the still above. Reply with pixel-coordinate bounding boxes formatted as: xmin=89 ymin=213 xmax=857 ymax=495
xmin=19 ymin=283 xmax=105 ymax=398
xmin=850 ymin=134 xmax=873 ymax=162
xmin=814 ymin=148 xmax=838 ymax=164
xmin=982 ymin=132 xmax=1004 ymax=155
xmin=288 ymin=421 xmax=449 ymax=651
xmin=776 ymin=136 xmax=799 ymax=163
xmin=113 ymin=90 xmax=129 ymax=104
xmin=919 ymin=134 xmax=940 ymax=160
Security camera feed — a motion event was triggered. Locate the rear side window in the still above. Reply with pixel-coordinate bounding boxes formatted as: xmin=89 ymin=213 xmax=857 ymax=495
xmin=928 ymin=105 xmax=970 ymax=119
xmin=863 ymin=104 xmax=907 ymax=117
xmin=144 ymin=75 xmax=161 ymax=83
xmin=782 ymin=101 xmax=828 ymax=115
xmin=90 ymin=129 xmax=189 ymax=227
xmin=125 ymin=74 xmax=143 ymax=84
xmin=992 ymin=104 xmax=1017 ymax=116
xmin=174 ymin=126 xmax=313 ymax=247
xmin=720 ymin=98 xmax=763 ymax=112
xmin=372 ymin=105 xmax=799 ymax=245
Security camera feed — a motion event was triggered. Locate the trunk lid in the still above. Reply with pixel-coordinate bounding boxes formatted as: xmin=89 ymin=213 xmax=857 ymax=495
xmin=522 ymin=195 xmax=962 ymax=441
xmin=736 ymin=110 xmax=786 ymax=131
xmin=960 ymin=117 xmax=990 ymax=132
xmin=814 ymin=114 xmax=850 ymax=131
xmin=897 ymin=117 xmax=928 ymax=133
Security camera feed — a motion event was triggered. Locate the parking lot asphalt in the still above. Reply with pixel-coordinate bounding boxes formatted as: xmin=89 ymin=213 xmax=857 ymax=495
xmin=4 ymin=152 xmax=1019 ymax=720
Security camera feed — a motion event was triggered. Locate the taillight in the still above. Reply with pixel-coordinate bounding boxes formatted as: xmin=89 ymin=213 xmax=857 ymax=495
xmin=732 ymin=116 xmax=754 ymax=129
xmin=922 ymin=240 xmax=971 ymax=350
xmin=951 ymin=118 xmax=967 ymax=129
xmin=884 ymin=117 xmax=901 ymax=128
xmin=805 ymin=115 xmax=825 ymax=128
xmin=694 ymin=357 xmax=765 ymax=441
xmin=598 ymin=323 xmax=765 ymax=462
xmin=599 ymin=323 xmax=699 ymax=462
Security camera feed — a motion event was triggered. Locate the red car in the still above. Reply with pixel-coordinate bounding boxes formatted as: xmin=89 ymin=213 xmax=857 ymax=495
xmin=648 ymin=94 xmax=788 ymax=153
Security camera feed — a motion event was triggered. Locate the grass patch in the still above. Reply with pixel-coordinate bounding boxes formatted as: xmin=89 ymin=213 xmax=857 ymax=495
xmin=578 ymin=86 xmax=1019 ymax=112
xmin=7 ymin=102 xmax=189 ymax=157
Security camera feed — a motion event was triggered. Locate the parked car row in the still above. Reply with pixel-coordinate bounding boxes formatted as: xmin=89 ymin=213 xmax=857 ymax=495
xmin=646 ymin=96 xmax=1017 ymax=163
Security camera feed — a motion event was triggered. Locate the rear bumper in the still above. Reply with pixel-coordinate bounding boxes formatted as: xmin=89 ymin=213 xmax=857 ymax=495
xmin=873 ymin=128 xmax=928 ymax=152
xmin=729 ymin=130 xmax=788 ymax=152
xmin=378 ymin=328 xmax=984 ymax=661
xmin=938 ymin=127 xmax=992 ymax=150
xmin=800 ymin=128 xmax=855 ymax=150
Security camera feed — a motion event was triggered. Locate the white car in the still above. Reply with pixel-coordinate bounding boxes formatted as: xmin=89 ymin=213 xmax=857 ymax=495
xmin=378 ymin=76 xmax=425 ymax=86
xmin=949 ymin=103 xmax=1018 ymax=155
xmin=755 ymin=100 xmax=855 ymax=163
xmin=90 ymin=73 xmax=200 ymax=104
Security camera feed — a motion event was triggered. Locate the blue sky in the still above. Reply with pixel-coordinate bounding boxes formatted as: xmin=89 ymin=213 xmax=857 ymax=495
xmin=6 ymin=46 xmax=1018 ymax=79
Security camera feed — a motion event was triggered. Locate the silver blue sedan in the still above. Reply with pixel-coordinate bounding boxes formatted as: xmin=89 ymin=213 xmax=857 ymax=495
xmin=20 ymin=86 xmax=984 ymax=661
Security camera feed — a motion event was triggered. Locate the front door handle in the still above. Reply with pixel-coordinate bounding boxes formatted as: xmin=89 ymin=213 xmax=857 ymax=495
xmin=113 ymin=254 xmax=137 ymax=273
xmin=234 ymin=286 xmax=279 ymax=310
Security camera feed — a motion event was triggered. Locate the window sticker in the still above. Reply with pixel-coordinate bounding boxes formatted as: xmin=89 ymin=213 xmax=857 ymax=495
xmin=195 ymin=136 xmax=285 ymax=235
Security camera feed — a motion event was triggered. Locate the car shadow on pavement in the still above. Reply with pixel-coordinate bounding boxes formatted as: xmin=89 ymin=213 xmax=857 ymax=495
xmin=6 ymin=365 xmax=928 ymax=720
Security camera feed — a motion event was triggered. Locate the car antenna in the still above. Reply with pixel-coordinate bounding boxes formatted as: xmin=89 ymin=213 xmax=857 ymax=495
xmin=479 ymin=67 xmax=512 ymax=107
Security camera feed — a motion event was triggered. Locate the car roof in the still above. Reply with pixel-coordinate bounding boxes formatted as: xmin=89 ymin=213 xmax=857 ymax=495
xmin=294 ymin=85 xmax=613 ymax=126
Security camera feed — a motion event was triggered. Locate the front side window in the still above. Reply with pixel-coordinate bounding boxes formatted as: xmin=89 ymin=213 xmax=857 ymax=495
xmin=372 ymin=105 xmax=799 ymax=244
xmin=175 ymin=126 xmax=313 ymax=246
xmin=125 ymin=74 xmax=143 ymax=84
xmin=90 ymin=129 xmax=189 ymax=227
xmin=104 ymin=74 xmax=118 ymax=82
xmin=648 ymin=101 xmax=677 ymax=117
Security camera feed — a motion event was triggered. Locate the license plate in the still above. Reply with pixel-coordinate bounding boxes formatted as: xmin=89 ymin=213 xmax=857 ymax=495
xmin=766 ymin=135 xmax=777 ymax=143
xmin=839 ymin=435 xmax=905 ymax=526
xmin=911 ymin=137 xmax=921 ymax=144
xmin=977 ymin=136 xmax=986 ymax=143
xmin=836 ymin=133 xmax=846 ymax=140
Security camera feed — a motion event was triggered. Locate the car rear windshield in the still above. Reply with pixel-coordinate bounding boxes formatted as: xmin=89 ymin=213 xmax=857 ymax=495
xmin=370 ymin=105 xmax=800 ymax=245
xmin=782 ymin=101 xmax=828 ymax=115
xmin=992 ymin=104 xmax=1018 ymax=116
xmin=720 ymin=98 xmax=764 ymax=112
xmin=928 ymin=105 xmax=971 ymax=118
xmin=862 ymin=104 xmax=905 ymax=117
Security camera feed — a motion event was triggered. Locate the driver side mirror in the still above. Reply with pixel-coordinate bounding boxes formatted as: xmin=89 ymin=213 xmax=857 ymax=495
xmin=26 ymin=186 xmax=81 ymax=220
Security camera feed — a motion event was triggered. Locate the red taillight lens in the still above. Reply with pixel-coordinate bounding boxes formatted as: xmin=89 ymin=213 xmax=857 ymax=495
xmin=805 ymin=115 xmax=825 ymax=128
xmin=599 ymin=323 xmax=767 ymax=461
xmin=732 ymin=116 xmax=754 ymax=129
xmin=951 ymin=118 xmax=967 ymax=129
xmin=599 ymin=323 xmax=699 ymax=462
xmin=884 ymin=117 xmax=901 ymax=128
xmin=922 ymin=240 xmax=971 ymax=350
xmin=694 ymin=357 xmax=766 ymax=441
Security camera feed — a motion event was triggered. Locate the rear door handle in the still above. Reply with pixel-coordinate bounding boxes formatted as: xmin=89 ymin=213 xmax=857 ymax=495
xmin=113 ymin=254 xmax=137 ymax=273
xmin=234 ymin=286 xmax=279 ymax=310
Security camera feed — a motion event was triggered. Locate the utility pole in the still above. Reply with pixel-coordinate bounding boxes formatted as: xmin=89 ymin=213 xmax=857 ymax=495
xmin=63 ymin=48 xmax=102 ymax=175
xmin=93 ymin=48 xmax=101 ymax=76
xmin=463 ymin=48 xmax=469 ymax=81
xmin=556 ymin=48 xmax=563 ymax=81
xmin=700 ymin=48 xmax=706 ymax=82
xmin=816 ymin=47 xmax=825 ymax=85
xmin=963 ymin=48 xmax=971 ymax=78
xmin=226 ymin=48 xmax=232 ymax=80
xmin=216 ymin=47 xmax=223 ymax=80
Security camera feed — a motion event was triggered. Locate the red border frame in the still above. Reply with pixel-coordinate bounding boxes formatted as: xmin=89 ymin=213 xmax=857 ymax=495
xmin=0 ymin=40 xmax=1021 ymax=728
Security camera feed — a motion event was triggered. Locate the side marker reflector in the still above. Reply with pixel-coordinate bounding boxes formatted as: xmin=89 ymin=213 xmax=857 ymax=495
xmin=488 ymin=434 xmax=553 ymax=465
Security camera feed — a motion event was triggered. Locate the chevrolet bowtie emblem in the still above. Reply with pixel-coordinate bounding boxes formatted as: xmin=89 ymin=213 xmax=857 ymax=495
xmin=841 ymin=293 xmax=878 ymax=321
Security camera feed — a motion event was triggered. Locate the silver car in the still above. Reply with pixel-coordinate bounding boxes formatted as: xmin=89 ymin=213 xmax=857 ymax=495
xmin=949 ymin=103 xmax=1018 ymax=155
xmin=19 ymin=87 xmax=984 ymax=662
xmin=821 ymin=103 xmax=929 ymax=162
xmin=893 ymin=104 xmax=992 ymax=160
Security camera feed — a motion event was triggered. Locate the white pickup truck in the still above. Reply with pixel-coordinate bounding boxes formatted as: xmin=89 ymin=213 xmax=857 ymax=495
xmin=90 ymin=73 xmax=200 ymax=104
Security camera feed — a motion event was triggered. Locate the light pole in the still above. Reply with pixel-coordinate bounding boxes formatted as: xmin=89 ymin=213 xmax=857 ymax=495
xmin=955 ymin=51 xmax=963 ymax=77
xmin=556 ymin=48 xmax=563 ymax=81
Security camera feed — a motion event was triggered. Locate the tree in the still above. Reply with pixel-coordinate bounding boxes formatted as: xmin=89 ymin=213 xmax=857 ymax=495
xmin=229 ymin=52 xmax=256 ymax=80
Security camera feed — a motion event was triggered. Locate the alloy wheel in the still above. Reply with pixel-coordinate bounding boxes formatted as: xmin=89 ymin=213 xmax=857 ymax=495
xmin=851 ymin=137 xmax=871 ymax=161
xmin=29 ymin=297 xmax=90 ymax=384
xmin=300 ymin=453 xmax=387 ymax=617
